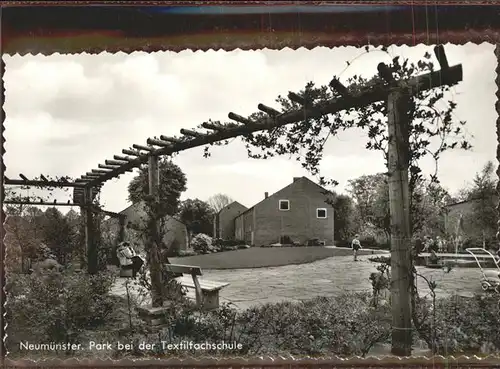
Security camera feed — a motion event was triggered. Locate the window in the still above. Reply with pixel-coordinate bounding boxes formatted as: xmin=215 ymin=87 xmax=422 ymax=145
xmin=317 ymin=208 xmax=327 ymax=218
xmin=279 ymin=199 xmax=290 ymax=211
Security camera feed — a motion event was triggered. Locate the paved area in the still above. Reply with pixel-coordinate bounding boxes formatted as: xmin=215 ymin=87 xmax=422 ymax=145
xmin=111 ymin=253 xmax=489 ymax=310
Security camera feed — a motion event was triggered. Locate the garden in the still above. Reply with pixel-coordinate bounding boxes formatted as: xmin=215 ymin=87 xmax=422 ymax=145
xmin=7 ymin=256 xmax=500 ymax=359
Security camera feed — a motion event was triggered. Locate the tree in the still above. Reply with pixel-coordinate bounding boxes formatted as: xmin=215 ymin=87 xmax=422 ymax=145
xmin=128 ymin=158 xmax=187 ymax=218
xmin=410 ymin=179 xmax=450 ymax=237
xmin=347 ymin=173 xmax=391 ymax=240
xmin=458 ymin=161 xmax=497 ymax=247
xmin=178 ymin=198 xmax=215 ymax=239
xmin=329 ymin=194 xmax=356 ymax=242
xmin=127 ymin=157 xmax=188 ymax=307
xmin=207 ymin=193 xmax=234 ymax=213
xmin=42 ymin=207 xmax=75 ymax=265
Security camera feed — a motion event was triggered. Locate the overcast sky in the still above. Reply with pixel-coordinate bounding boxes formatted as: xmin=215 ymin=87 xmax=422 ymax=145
xmin=3 ymin=43 xmax=496 ymax=213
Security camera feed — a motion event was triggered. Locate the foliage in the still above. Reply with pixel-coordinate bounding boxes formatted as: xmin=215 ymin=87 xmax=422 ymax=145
xmin=127 ymin=158 xmax=187 ymax=219
xmin=347 ymin=173 xmax=390 ymax=239
xmin=7 ymin=270 xmax=116 ymax=354
xmin=347 ymin=172 xmax=450 ymax=240
xmin=323 ymin=193 xmax=356 ymax=241
xmin=42 ymin=207 xmax=77 ymax=265
xmin=191 ymin=233 xmax=214 ymax=253
xmin=207 ymin=193 xmax=234 ymax=213
xmin=178 ymin=198 xmax=214 ymax=236
xmin=463 ymin=161 xmax=497 ymax=246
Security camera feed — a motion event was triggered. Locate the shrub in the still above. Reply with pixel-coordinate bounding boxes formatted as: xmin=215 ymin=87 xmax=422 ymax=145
xmin=191 ymin=234 xmax=213 ymax=253
xmin=430 ymin=294 xmax=500 ymax=355
xmin=359 ymin=236 xmax=378 ymax=248
xmin=280 ymin=235 xmax=293 ymax=244
xmin=307 ymin=238 xmax=325 ymax=246
xmin=7 ymin=269 xmax=116 ymax=354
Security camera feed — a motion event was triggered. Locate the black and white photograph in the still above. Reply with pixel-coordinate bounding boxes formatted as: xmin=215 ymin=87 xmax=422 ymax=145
xmin=4 ymin=42 xmax=499 ymax=359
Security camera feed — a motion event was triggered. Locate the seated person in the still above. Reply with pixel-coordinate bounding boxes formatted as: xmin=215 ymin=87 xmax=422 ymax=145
xmin=429 ymin=248 xmax=440 ymax=265
xmin=116 ymin=241 xmax=144 ymax=277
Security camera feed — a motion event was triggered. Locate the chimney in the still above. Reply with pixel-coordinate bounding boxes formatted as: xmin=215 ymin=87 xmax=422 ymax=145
xmin=293 ymin=177 xmax=301 ymax=183
xmin=264 ymin=192 xmax=269 ymax=198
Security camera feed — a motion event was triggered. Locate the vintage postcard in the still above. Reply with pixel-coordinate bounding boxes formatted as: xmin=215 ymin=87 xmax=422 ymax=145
xmin=2 ymin=2 xmax=500 ymax=368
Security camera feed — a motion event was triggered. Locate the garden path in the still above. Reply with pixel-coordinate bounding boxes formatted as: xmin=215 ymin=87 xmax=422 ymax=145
xmin=111 ymin=253 xmax=485 ymax=310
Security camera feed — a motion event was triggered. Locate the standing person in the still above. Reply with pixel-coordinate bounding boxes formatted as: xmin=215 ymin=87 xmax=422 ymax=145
xmin=413 ymin=236 xmax=424 ymax=256
xmin=351 ymin=234 xmax=362 ymax=261
xmin=436 ymin=236 xmax=443 ymax=253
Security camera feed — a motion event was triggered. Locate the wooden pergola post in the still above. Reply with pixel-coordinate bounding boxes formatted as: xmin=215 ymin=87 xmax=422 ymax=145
xmin=84 ymin=186 xmax=98 ymax=274
xmin=118 ymin=215 xmax=126 ymax=243
xmin=386 ymin=88 xmax=412 ymax=356
xmin=147 ymin=154 xmax=164 ymax=307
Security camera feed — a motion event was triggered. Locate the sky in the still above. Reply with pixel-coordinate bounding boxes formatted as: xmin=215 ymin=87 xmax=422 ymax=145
xmin=3 ymin=43 xmax=497 ymax=213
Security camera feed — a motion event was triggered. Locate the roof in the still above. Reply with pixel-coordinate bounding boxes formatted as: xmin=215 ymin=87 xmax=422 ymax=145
xmin=446 ymin=195 xmax=498 ymax=208
xmin=218 ymin=201 xmax=248 ymax=215
xmin=105 ymin=201 xmax=185 ymax=225
xmin=236 ymin=176 xmax=332 ymax=218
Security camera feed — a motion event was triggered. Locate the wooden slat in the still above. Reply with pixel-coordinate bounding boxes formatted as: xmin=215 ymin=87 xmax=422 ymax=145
xmin=165 ymin=263 xmax=202 ymax=276
xmin=175 ymin=275 xmax=229 ymax=291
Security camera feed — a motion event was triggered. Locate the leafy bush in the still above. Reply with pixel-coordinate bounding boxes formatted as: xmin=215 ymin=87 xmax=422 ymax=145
xmin=306 ymin=238 xmax=324 ymax=246
xmin=430 ymin=294 xmax=500 ymax=355
xmin=191 ymin=233 xmax=213 ymax=253
xmin=119 ymin=293 xmax=392 ymax=358
xmin=7 ymin=269 xmax=116 ymax=354
xmin=280 ymin=235 xmax=293 ymax=244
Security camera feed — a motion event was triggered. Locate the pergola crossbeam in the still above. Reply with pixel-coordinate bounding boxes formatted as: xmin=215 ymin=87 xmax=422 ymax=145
xmin=228 ymin=112 xmax=252 ymax=125
xmin=288 ymin=91 xmax=307 ymax=105
xmin=80 ymin=53 xmax=462 ymax=194
xmin=4 ymin=178 xmax=85 ymax=188
xmin=159 ymin=135 xmax=182 ymax=143
xmin=147 ymin=138 xmax=172 ymax=148
xmin=98 ymin=164 xmax=120 ymax=170
xmin=132 ymin=144 xmax=154 ymax=152
xmin=122 ymin=149 xmax=143 ymax=157
xmin=258 ymin=103 xmax=281 ymax=117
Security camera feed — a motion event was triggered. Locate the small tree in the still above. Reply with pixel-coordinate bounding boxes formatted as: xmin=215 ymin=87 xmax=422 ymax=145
xmin=178 ymin=198 xmax=215 ymax=244
xmin=42 ymin=207 xmax=76 ymax=266
xmin=347 ymin=173 xmax=390 ymax=241
xmin=207 ymin=193 xmax=234 ymax=213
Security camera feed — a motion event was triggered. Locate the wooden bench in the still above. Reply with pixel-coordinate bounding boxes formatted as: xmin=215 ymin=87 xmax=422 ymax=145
xmin=164 ymin=264 xmax=229 ymax=310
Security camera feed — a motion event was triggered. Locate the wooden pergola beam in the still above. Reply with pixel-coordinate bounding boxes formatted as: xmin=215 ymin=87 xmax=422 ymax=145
xmin=202 ymin=122 xmax=224 ymax=131
xmin=85 ymin=61 xmax=463 ymax=188
xmin=288 ymin=91 xmax=306 ymax=105
xmin=132 ymin=144 xmax=154 ymax=152
xmin=180 ymin=128 xmax=201 ymax=137
xmin=98 ymin=164 xmax=120 ymax=170
xmin=4 ymin=200 xmax=81 ymax=207
xmin=105 ymin=159 xmax=128 ymax=166
xmin=122 ymin=149 xmax=143 ymax=157
xmin=258 ymin=103 xmax=280 ymax=117
xmin=329 ymin=78 xmax=351 ymax=97
xmin=228 ymin=112 xmax=252 ymax=125
xmin=4 ymin=178 xmax=86 ymax=188
xmin=159 ymin=135 xmax=182 ymax=143
xmin=147 ymin=138 xmax=172 ymax=148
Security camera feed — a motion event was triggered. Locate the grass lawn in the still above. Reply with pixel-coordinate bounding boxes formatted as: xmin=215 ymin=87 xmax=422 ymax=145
xmin=170 ymin=246 xmax=384 ymax=270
